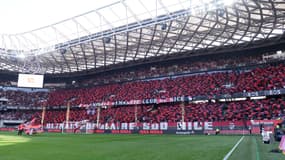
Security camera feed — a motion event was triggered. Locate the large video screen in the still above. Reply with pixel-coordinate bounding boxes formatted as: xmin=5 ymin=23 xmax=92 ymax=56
xmin=17 ymin=74 xmax=44 ymax=88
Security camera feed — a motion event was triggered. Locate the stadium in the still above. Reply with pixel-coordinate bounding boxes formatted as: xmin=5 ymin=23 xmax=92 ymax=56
xmin=1 ymin=0 xmax=285 ymax=159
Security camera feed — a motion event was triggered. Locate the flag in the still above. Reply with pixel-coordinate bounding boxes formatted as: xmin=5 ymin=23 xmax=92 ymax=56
xmin=24 ymin=117 xmax=43 ymax=135
xmin=279 ymin=136 xmax=285 ymax=154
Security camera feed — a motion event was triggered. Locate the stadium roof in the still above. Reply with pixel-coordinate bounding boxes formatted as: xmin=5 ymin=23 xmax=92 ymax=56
xmin=0 ymin=0 xmax=284 ymax=74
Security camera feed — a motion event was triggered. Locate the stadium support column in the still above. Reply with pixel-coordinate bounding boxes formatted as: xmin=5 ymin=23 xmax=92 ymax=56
xmin=41 ymin=101 xmax=46 ymax=125
xmin=181 ymin=102 xmax=185 ymax=122
xmin=96 ymin=106 xmax=101 ymax=128
xmin=66 ymin=101 xmax=71 ymax=125
xmin=135 ymin=105 xmax=138 ymax=122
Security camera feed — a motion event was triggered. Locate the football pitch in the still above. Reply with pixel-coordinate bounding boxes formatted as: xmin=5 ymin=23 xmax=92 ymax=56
xmin=0 ymin=132 xmax=284 ymax=160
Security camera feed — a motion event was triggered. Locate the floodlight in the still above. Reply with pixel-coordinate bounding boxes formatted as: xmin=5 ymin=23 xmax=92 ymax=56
xmin=18 ymin=53 xmax=26 ymax=59
xmin=103 ymin=37 xmax=111 ymax=43
xmin=161 ymin=23 xmax=167 ymax=30
xmin=60 ymin=48 xmax=67 ymax=54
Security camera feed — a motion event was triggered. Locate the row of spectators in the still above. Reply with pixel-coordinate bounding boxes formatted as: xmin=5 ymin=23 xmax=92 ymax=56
xmin=80 ymin=54 xmax=264 ymax=86
xmin=0 ymin=110 xmax=34 ymax=120
xmin=1 ymin=96 xmax=284 ymax=123
xmin=0 ymin=90 xmax=48 ymax=107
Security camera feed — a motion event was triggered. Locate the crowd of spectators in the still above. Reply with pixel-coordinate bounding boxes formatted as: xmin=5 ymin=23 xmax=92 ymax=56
xmin=0 ymin=90 xmax=48 ymax=107
xmin=47 ymin=63 xmax=285 ymax=106
xmin=0 ymin=110 xmax=35 ymax=121
xmin=80 ymin=54 xmax=264 ymax=86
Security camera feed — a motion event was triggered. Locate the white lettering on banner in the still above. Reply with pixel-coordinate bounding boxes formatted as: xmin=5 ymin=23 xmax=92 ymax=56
xmin=204 ymin=122 xmax=213 ymax=130
xmin=46 ymin=123 xmax=51 ymax=129
xmin=142 ymin=123 xmax=168 ymax=130
xmin=99 ymin=124 xmax=105 ymax=129
xmin=269 ymin=90 xmax=281 ymax=95
xmin=176 ymin=131 xmax=191 ymax=135
xmin=250 ymin=120 xmax=274 ymax=125
xmin=130 ymin=100 xmax=140 ymax=104
xmin=173 ymin=96 xmax=183 ymax=102
xmin=187 ymin=122 xmax=192 ymax=130
xmin=177 ymin=122 xmax=186 ymax=130
xmin=129 ymin=123 xmax=136 ymax=130
xmin=59 ymin=123 xmax=64 ymax=129
xmin=72 ymin=123 xmax=76 ymax=129
xmin=47 ymin=123 xmax=59 ymax=129
xmin=116 ymin=123 xmax=120 ymax=130
xmin=177 ymin=122 xmax=211 ymax=130
xmin=45 ymin=122 xmax=215 ymax=131
xmin=110 ymin=123 xmax=116 ymax=130
xmin=86 ymin=123 xmax=94 ymax=130
xmin=104 ymin=123 xmax=109 ymax=130
xmin=65 ymin=123 xmax=69 ymax=129
xmin=229 ymin=122 xmax=235 ymax=130
xmin=121 ymin=123 xmax=128 ymax=130
xmin=194 ymin=122 xmax=202 ymax=130
xmin=143 ymin=123 xmax=150 ymax=130
xmin=151 ymin=123 xmax=159 ymax=130
xmin=67 ymin=123 xmax=73 ymax=129
xmin=160 ymin=122 xmax=168 ymax=130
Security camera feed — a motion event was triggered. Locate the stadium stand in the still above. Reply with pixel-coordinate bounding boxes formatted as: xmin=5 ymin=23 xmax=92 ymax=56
xmin=46 ymin=63 xmax=285 ymax=106
xmin=1 ymin=56 xmax=285 ymax=125
xmin=79 ymin=53 xmax=265 ymax=86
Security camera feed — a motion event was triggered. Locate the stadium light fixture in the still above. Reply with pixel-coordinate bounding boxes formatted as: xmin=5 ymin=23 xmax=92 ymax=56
xmin=192 ymin=100 xmax=208 ymax=104
xmin=60 ymin=48 xmax=67 ymax=54
xmin=233 ymin=98 xmax=247 ymax=101
xmin=103 ymin=37 xmax=111 ymax=43
xmin=250 ymin=96 xmax=266 ymax=100
xmin=277 ymin=50 xmax=282 ymax=54
xmin=18 ymin=53 xmax=26 ymax=59
xmin=160 ymin=23 xmax=167 ymax=30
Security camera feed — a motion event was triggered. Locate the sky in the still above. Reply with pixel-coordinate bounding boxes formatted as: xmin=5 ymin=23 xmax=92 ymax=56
xmin=0 ymin=0 xmax=232 ymax=35
xmin=0 ymin=0 xmax=118 ymax=34
xmin=0 ymin=0 xmax=238 ymax=50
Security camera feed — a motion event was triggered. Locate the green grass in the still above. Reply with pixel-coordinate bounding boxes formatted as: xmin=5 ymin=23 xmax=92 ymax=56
xmin=230 ymin=136 xmax=284 ymax=160
xmin=0 ymin=132 xmax=284 ymax=160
